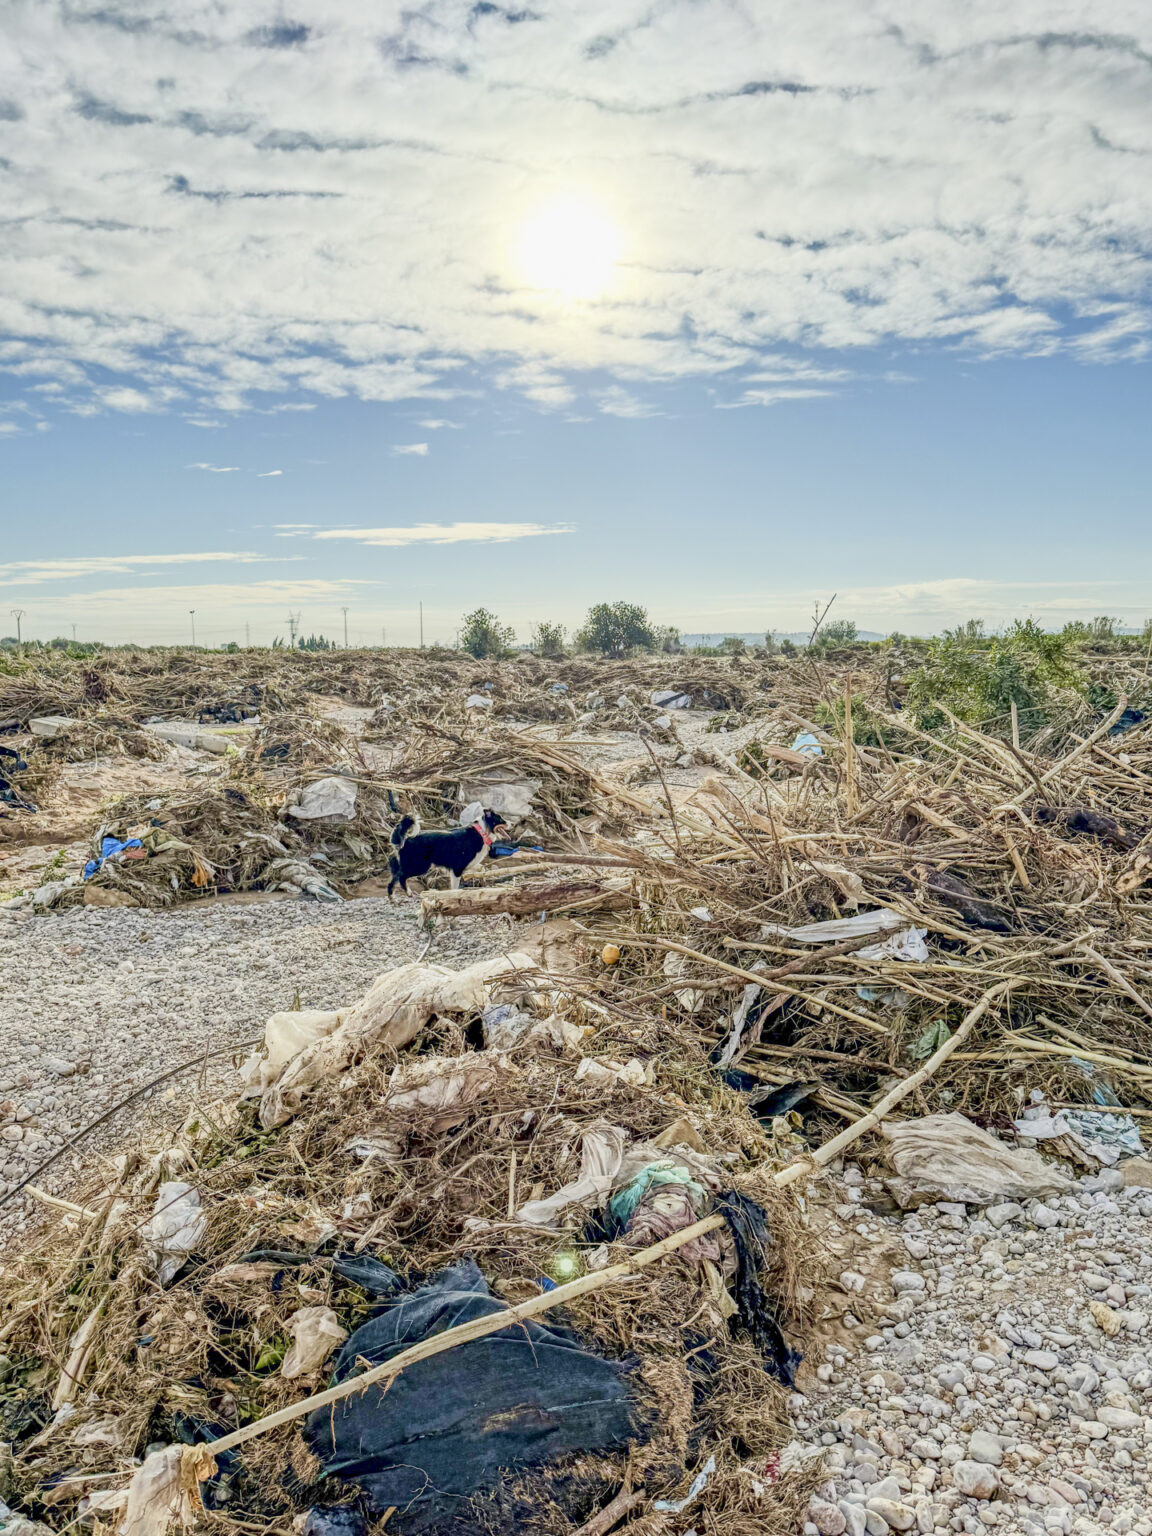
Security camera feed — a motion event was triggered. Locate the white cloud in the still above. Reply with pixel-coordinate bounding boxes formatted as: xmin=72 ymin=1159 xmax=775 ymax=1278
xmin=314 ymin=522 xmax=573 ymax=547
xmin=417 ymin=419 xmax=461 ymax=430
xmin=188 ymin=462 xmax=241 ymax=472
xmin=391 ymin=443 xmax=430 ymax=456
xmin=0 ymin=422 xmax=22 ymax=436
xmin=257 ymin=469 xmax=283 ymax=476
xmin=0 ymin=3 xmax=1150 ymax=425
xmin=0 ymin=552 xmax=275 ymax=585
xmin=596 ymin=387 xmax=661 ymax=418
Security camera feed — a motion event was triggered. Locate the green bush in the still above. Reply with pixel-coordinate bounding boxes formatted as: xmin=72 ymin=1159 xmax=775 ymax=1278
xmin=575 ymin=601 xmax=656 ymax=657
xmin=530 ymin=620 xmax=566 ymax=659
xmin=904 ymin=618 xmax=1088 ymax=734
xmin=459 ymin=608 xmax=515 ymax=659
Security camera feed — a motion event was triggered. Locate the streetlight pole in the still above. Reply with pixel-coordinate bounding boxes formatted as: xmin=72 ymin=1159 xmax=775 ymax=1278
xmin=189 ymin=610 xmax=196 ymax=648
xmin=10 ymin=610 xmax=25 ymax=646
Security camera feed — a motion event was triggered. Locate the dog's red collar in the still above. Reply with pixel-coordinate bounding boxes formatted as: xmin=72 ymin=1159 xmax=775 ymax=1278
xmin=473 ymin=820 xmax=494 ymax=848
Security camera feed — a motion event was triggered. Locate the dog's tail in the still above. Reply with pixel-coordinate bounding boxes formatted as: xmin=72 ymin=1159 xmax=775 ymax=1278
xmin=390 ymin=814 xmax=416 ymax=850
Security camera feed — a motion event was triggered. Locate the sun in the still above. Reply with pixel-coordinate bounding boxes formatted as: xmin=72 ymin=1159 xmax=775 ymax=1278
xmin=519 ymin=197 xmax=622 ymax=299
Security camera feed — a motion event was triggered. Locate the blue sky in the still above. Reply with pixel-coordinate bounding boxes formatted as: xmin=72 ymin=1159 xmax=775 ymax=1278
xmin=2 ymin=2 xmax=1151 ymax=646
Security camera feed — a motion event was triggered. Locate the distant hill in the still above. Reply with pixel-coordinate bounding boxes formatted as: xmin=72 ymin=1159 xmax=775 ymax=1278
xmin=680 ymin=630 xmax=886 ymax=647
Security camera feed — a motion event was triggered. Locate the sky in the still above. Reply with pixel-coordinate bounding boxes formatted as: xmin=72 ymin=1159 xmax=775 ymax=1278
xmin=1 ymin=1 xmax=1151 ymax=647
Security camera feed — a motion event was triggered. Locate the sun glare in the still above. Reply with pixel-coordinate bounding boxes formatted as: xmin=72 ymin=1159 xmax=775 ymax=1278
xmin=519 ymin=197 xmax=622 ymax=299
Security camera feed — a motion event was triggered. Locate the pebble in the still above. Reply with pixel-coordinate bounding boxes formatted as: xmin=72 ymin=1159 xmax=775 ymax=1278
xmin=967 ymin=1430 xmax=1003 ymax=1465
xmin=789 ymin=1160 xmax=1152 ymax=1536
xmin=866 ymin=1498 xmax=916 ymax=1531
xmin=952 ymin=1461 xmax=1000 ymax=1499
xmin=810 ymin=1498 xmax=847 ymax=1535
xmin=986 ymin=1202 xmax=1024 ymax=1228
xmin=892 ymin=1272 xmax=927 ymax=1294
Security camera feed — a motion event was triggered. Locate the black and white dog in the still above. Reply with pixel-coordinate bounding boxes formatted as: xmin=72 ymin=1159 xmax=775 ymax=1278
xmin=387 ymin=809 xmax=506 ymax=897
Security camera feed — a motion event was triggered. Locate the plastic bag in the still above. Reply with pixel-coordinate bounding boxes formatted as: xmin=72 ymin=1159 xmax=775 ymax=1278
xmin=281 ymin=1307 xmax=349 ymax=1379
xmin=882 ymin=1112 xmax=1074 ymax=1206
xmin=146 ymin=1182 xmax=206 ymax=1286
xmin=286 ymin=777 xmax=358 ymax=822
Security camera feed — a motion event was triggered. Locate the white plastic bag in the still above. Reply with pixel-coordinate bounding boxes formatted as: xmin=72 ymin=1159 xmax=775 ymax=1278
xmin=146 ymin=1181 xmax=206 ymax=1286
xmin=280 ymin=1307 xmax=348 ymax=1379
xmin=882 ymin=1113 xmax=1073 ymax=1206
xmin=285 ymin=777 xmax=357 ymax=822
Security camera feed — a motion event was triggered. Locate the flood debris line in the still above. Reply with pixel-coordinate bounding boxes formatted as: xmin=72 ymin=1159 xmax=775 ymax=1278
xmin=4 ymin=643 xmax=1152 ymax=1532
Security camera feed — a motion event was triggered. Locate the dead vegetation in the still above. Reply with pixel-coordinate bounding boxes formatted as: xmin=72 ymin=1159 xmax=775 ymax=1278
xmin=2 ymin=641 xmax=1152 ymax=1533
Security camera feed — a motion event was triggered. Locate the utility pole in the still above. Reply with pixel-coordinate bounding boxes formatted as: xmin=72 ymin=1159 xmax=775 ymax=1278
xmin=287 ymin=611 xmax=300 ymax=646
xmin=419 ymin=602 xmax=424 ymax=649
xmin=189 ymin=610 xmax=196 ymax=647
xmin=381 ymin=625 xmax=386 ymax=649
xmin=71 ymin=623 xmax=77 ymax=643
xmin=245 ymin=621 xmax=251 ymax=648
xmin=10 ymin=610 xmax=24 ymax=646
xmin=341 ymin=606 xmax=349 ymax=649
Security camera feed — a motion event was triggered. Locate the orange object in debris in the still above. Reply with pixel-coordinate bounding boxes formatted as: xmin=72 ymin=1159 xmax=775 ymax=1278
xmin=601 ymin=943 xmax=620 ymax=965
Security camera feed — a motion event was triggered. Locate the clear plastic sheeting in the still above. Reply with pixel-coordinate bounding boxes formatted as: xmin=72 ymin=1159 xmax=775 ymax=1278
xmin=146 ymin=1181 xmax=206 ymax=1286
xmin=280 ymin=1307 xmax=349 ymax=1379
xmin=882 ymin=1112 xmax=1074 ymax=1207
xmin=285 ymin=777 xmax=358 ymax=822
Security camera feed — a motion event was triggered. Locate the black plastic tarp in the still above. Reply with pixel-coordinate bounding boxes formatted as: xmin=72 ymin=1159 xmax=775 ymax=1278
xmin=304 ymin=1259 xmax=635 ymax=1520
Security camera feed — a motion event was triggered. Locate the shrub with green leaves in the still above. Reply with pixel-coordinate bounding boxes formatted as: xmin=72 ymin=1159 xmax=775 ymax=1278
xmin=575 ymin=601 xmax=656 ymax=657
xmin=459 ymin=608 xmax=515 ymax=659
xmin=904 ymin=618 xmax=1088 ymax=735
xmin=530 ymin=620 xmax=566 ymax=658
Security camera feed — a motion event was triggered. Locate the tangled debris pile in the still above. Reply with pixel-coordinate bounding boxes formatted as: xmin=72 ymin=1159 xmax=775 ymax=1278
xmin=5 ymin=637 xmax=1152 ymax=1531
xmin=0 ymin=944 xmax=830 ymax=1536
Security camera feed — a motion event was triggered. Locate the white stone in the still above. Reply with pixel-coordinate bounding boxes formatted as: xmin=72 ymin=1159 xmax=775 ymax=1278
xmin=1096 ymin=1406 xmax=1141 ymax=1430
xmin=968 ymin=1431 xmax=1003 ymax=1465
xmin=952 ymin=1461 xmax=1000 ymax=1499
xmin=1023 ymin=1350 xmax=1059 ymax=1371
xmin=866 ymin=1499 xmax=917 ymax=1532
xmin=986 ymin=1203 xmax=1024 ymax=1229
xmin=893 ymin=1271 xmax=927 ymax=1294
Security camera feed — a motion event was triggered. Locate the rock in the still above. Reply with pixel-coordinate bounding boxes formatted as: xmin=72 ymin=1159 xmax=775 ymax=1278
xmin=892 ymin=1271 xmax=927 ymax=1294
xmin=1080 ymin=1420 xmax=1109 ymax=1439
xmin=968 ymin=1430 xmax=1003 ymax=1465
xmin=1119 ymin=1158 xmax=1152 ymax=1189
xmin=840 ymin=1503 xmax=869 ymax=1536
xmin=42 ymin=1057 xmax=76 ymax=1077
xmin=1097 ymin=1405 xmax=1142 ymax=1430
xmin=1023 ymin=1350 xmax=1059 ymax=1371
xmin=1090 ymin=1301 xmax=1122 ymax=1337
xmin=864 ymin=1515 xmax=890 ymax=1536
xmin=809 ymin=1498 xmax=848 ymax=1535
xmin=986 ymin=1202 xmax=1024 ymax=1228
xmin=1031 ymin=1204 xmax=1060 ymax=1229
xmin=866 ymin=1499 xmax=916 ymax=1532
xmin=29 ymin=715 xmax=75 ymax=739
xmin=871 ymin=1478 xmax=903 ymax=1503
xmin=951 ymin=1461 xmax=1000 ymax=1499
xmin=1081 ymin=1168 xmax=1124 ymax=1192
xmin=1048 ymin=1479 xmax=1083 ymax=1506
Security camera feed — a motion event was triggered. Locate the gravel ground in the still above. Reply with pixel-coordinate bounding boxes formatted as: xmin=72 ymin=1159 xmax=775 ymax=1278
xmin=0 ymin=897 xmax=510 ymax=1245
xmin=794 ymin=1168 xmax=1152 ymax=1536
